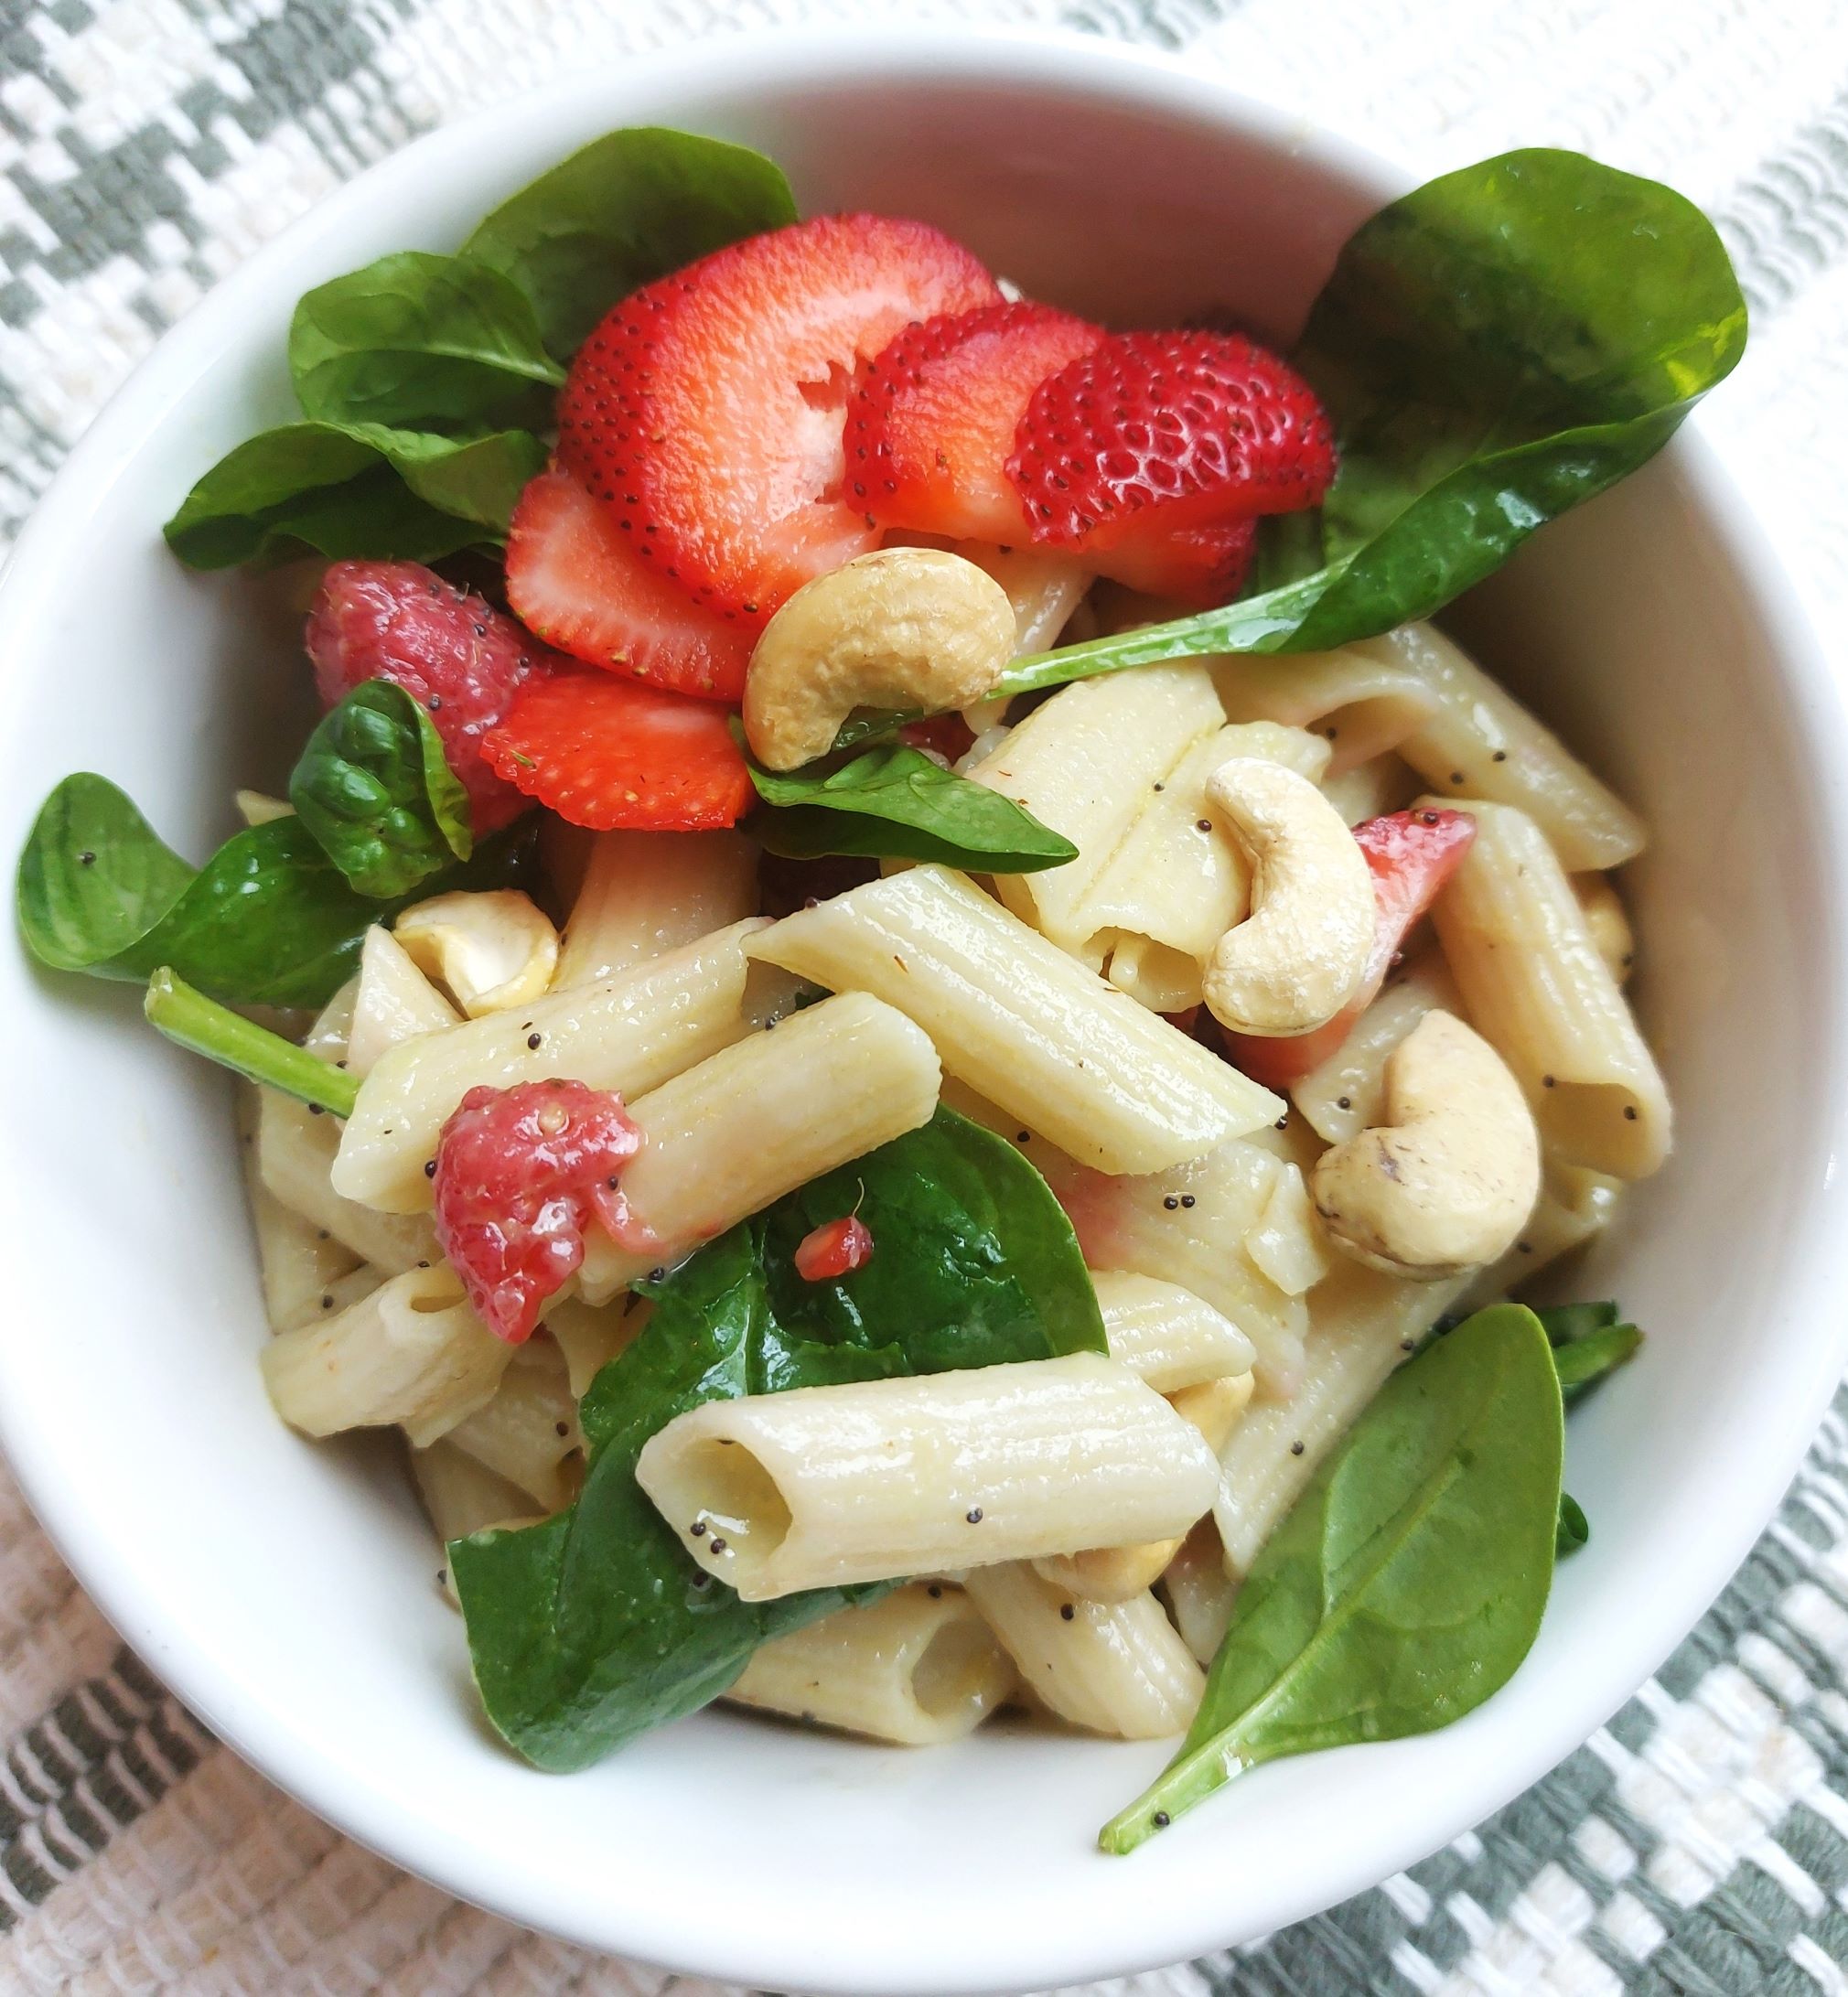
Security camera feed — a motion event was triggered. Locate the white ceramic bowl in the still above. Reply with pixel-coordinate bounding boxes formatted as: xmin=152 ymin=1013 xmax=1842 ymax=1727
xmin=3 ymin=27 xmax=1846 ymax=1995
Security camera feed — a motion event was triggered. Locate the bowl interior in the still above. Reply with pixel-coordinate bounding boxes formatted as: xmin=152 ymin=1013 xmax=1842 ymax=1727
xmin=1 ymin=33 xmax=1844 ymax=1996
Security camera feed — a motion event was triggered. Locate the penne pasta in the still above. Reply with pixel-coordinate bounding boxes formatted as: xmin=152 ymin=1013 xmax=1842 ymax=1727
xmin=257 ymin=1088 xmax=441 ymax=1274
xmin=1209 ymin=645 xmax=1443 ymax=776
xmin=545 ymin=1295 xmax=640 ymax=1400
xmin=1359 ymin=623 xmax=1646 ymax=869
xmin=576 ymin=993 xmax=941 ymax=1303
xmin=1215 ymin=1260 xmax=1468 ymax=1578
xmin=725 ymin=1584 xmax=1016 ymax=1745
xmin=965 ymin=663 xmax=1225 ymax=947
xmin=1076 ymin=722 xmax=1330 ymax=1013
xmin=346 ymin=924 xmax=460 ymax=1079
xmin=1319 ymin=751 xmax=1422 ymax=827
xmin=747 ymin=866 xmax=1280 ymax=1176
xmin=333 ymin=918 xmax=768 ymax=1213
xmin=957 ymin=543 xmax=1091 ymax=657
xmin=238 ymin=1086 xmax=362 ymax=1333
xmin=262 ymin=1262 xmax=512 ymax=1448
xmin=1574 ymin=873 xmax=1636 ymax=983
xmin=1459 ymin=1161 xmax=1625 ymax=1312
xmin=1243 ymin=1164 xmax=1333 ymax=1298
xmin=1428 ymin=799 xmax=1670 ymax=1177
xmin=1159 ymin=1519 xmax=1240 ymax=1668
xmin=962 ymin=1563 xmax=1204 ymax=1738
xmin=635 ymin=1352 xmax=1219 ymax=1601
xmin=1091 ymin=1271 xmax=1256 ymax=1392
xmin=553 ymin=829 xmax=758 ymax=990
xmin=444 ymin=1335 xmax=582 ymax=1513
xmin=411 ymin=1439 xmax=541 ymax=1548
xmin=1291 ymin=951 xmax=1465 ymax=1145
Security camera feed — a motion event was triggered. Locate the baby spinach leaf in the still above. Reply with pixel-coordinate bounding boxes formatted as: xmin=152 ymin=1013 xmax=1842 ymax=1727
xmin=163 ymin=420 xmax=545 ymax=569
xmin=462 ymin=126 xmax=799 ymax=359
xmin=144 ymin=968 xmax=359 ymax=1116
xmin=290 ymin=251 xmax=565 ymax=430
xmin=17 ymin=773 xmax=531 ymax=1007
xmin=995 ymin=150 xmax=1746 ymax=704
xmin=288 ymin=681 xmax=473 ymax=897
xmin=1538 ymin=1299 xmax=1643 ymax=1403
xmin=746 ymin=740 xmax=1078 ymax=873
xmin=1556 ymin=1493 xmax=1590 ymax=1558
xmin=451 ymin=1106 xmax=1104 ymax=1771
xmin=1100 ymin=1304 xmax=1562 ymax=1852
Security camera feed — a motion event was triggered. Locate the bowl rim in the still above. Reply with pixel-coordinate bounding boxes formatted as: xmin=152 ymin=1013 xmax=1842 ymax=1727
xmin=4 ymin=23 xmax=1848 ymax=1993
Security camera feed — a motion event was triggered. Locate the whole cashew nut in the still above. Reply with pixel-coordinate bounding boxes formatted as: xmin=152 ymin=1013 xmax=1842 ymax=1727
xmin=743 ymin=548 xmax=1015 ymax=770
xmin=1311 ymin=1009 xmax=1542 ymax=1279
xmin=1201 ymin=757 xmax=1375 ymax=1036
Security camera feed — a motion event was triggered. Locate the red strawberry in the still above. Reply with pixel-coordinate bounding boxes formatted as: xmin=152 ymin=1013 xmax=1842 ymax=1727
xmin=434 ymin=1079 xmax=642 ymax=1343
xmin=794 ymin=1215 xmax=875 ymax=1282
xmin=1087 ymin=516 xmax=1257 ymax=607
xmin=1007 ymin=329 xmax=1336 ymax=546
xmin=557 ymin=214 xmax=999 ymax=624
xmin=897 ymin=712 xmax=976 ymax=764
xmin=306 ymin=560 xmax=556 ymax=833
xmin=1224 ymin=808 xmax=1477 ymax=1088
xmin=505 ymin=469 xmax=752 ymax=703
xmin=843 ymin=302 xmax=1101 ymax=543
xmin=481 ymin=662 xmax=754 ymax=832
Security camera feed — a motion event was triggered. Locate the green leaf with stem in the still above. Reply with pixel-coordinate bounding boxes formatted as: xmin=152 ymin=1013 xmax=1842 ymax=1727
xmin=143 ymin=969 xmax=358 ymax=1116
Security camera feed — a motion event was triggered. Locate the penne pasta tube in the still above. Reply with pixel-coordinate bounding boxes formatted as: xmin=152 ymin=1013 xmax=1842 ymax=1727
xmin=1292 ymin=951 xmax=1464 ymax=1145
xmin=1458 ymin=1160 xmax=1625 ymax=1312
xmin=1320 ymin=751 xmax=1422 ymax=827
xmin=1358 ymin=623 xmax=1646 ymax=869
xmin=635 ymin=1352 xmax=1219 ymax=1601
xmin=956 ymin=543 xmax=1091 ymax=656
xmin=238 ymin=1086 xmax=361 ymax=1333
xmin=576 ymin=993 xmax=940 ymax=1304
xmin=262 ymin=1263 xmax=512 ymax=1448
xmin=1427 ymin=799 xmax=1670 ymax=1177
xmin=346 ymin=924 xmax=460 ymax=1079
xmin=965 ymin=663 xmax=1225 ymax=947
xmin=257 ymin=1088 xmax=440 ymax=1274
xmin=332 ymin=918 xmax=767 ymax=1212
xmin=553 ymin=829 xmax=758 ymax=990
xmin=1091 ymin=1272 xmax=1256 ymax=1392
xmin=725 ymin=1584 xmax=1016 ymax=1745
xmin=1159 ymin=1519 xmax=1239 ymax=1668
xmin=961 ymin=1563 xmax=1204 ymax=1738
xmin=443 ymin=1335 xmax=582 ymax=1513
xmin=747 ymin=866 xmax=1280 ymax=1175
xmin=1209 ymin=646 xmax=1444 ymax=775
xmin=1076 ymin=722 xmax=1331 ymax=1013
xmin=1574 ymin=873 xmax=1635 ymax=983
xmin=545 ymin=1295 xmax=640 ymax=1400
xmin=411 ymin=1438 xmax=541 ymax=1547
xmin=1215 ymin=1260 xmax=1468 ymax=1578
xmin=1243 ymin=1164 xmax=1332 ymax=1298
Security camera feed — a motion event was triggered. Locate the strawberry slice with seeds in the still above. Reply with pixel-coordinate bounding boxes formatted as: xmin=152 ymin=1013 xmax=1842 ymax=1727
xmin=557 ymin=213 xmax=999 ymax=624
xmin=1007 ymin=328 xmax=1336 ymax=546
xmin=505 ymin=468 xmax=753 ymax=703
xmin=843 ymin=301 xmax=1101 ymax=544
xmin=481 ymin=663 xmax=754 ymax=832
xmin=1223 ymin=808 xmax=1477 ymax=1088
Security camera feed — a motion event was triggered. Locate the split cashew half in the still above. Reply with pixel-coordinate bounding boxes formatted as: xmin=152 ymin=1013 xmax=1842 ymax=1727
xmin=1311 ymin=1009 xmax=1542 ymax=1279
xmin=743 ymin=548 xmax=1015 ymax=769
xmin=1201 ymin=757 xmax=1375 ymax=1036
xmin=393 ymin=889 xmax=559 ymax=1018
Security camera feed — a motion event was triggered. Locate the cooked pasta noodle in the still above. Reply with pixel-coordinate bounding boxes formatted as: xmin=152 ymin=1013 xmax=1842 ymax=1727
xmin=553 ymin=830 xmax=757 ymax=989
xmin=1159 ymin=1519 xmax=1240 ymax=1669
xmin=1291 ymin=952 xmax=1465 ymax=1145
xmin=1091 ymin=1272 xmax=1256 ymax=1391
xmin=1319 ymin=751 xmax=1423 ymax=827
xmin=1209 ymin=646 xmax=1442 ymax=775
xmin=257 ymin=1088 xmax=441 ymax=1274
xmin=444 ymin=1335 xmax=582 ymax=1512
xmin=1574 ymin=874 xmax=1636 ymax=982
xmin=347 ymin=924 xmax=460 ymax=1079
xmin=412 ymin=1439 xmax=541 ymax=1549
xmin=238 ymin=1087 xmax=362 ymax=1333
xmin=1460 ymin=1161 xmax=1625 ymax=1311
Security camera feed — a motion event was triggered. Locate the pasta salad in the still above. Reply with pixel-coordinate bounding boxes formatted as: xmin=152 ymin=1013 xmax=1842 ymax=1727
xmin=16 ymin=126 xmax=1744 ymax=1849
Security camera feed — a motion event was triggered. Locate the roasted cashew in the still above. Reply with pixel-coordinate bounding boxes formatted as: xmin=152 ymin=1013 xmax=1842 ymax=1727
xmin=743 ymin=548 xmax=1015 ymax=769
xmin=1200 ymin=757 xmax=1375 ymax=1036
xmin=393 ymin=889 xmax=559 ymax=1017
xmin=1312 ymin=1009 xmax=1541 ymax=1279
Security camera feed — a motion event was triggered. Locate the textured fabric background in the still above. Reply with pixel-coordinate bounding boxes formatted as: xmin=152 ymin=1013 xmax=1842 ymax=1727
xmin=3 ymin=2 xmax=1847 ymax=1992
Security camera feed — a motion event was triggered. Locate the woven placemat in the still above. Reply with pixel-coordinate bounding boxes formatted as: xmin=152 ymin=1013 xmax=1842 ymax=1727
xmin=3 ymin=1 xmax=1846 ymax=1990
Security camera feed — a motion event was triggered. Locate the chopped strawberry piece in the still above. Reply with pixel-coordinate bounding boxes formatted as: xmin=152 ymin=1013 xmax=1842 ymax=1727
xmin=505 ymin=468 xmax=754 ymax=703
xmin=1007 ymin=329 xmax=1336 ymax=546
xmin=897 ymin=712 xmax=976 ymax=764
xmin=1225 ymin=808 xmax=1477 ymax=1088
xmin=843 ymin=302 xmax=1101 ymax=544
xmin=1086 ymin=516 xmax=1257 ymax=607
xmin=793 ymin=1215 xmax=875 ymax=1282
xmin=306 ymin=560 xmax=559 ymax=832
xmin=433 ymin=1079 xmax=643 ymax=1343
xmin=557 ymin=213 xmax=999 ymax=624
xmin=481 ymin=662 xmax=754 ymax=832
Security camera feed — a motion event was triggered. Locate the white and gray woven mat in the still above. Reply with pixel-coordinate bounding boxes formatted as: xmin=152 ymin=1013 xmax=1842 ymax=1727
xmin=4 ymin=1 xmax=1847 ymax=1991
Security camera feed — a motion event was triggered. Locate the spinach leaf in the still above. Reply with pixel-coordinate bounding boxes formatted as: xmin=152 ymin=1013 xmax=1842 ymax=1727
xmin=1556 ymin=1493 xmax=1590 ymax=1558
xmin=289 ymin=251 xmax=564 ymax=430
xmin=462 ymin=126 xmax=799 ymax=360
xmin=289 ymin=681 xmax=473 ymax=897
xmin=17 ymin=773 xmax=530 ymax=1007
xmin=1535 ymin=1300 xmax=1643 ymax=1403
xmin=163 ymin=420 xmax=545 ymax=570
xmin=746 ymin=740 xmax=1078 ymax=873
xmin=992 ymin=151 xmax=1746 ymax=705
xmin=1100 ymin=1304 xmax=1562 ymax=1852
xmin=144 ymin=968 xmax=359 ymax=1116
xmin=450 ymin=1106 xmax=1104 ymax=1771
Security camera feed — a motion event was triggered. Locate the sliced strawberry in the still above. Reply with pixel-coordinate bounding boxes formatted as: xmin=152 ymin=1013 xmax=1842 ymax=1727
xmin=504 ymin=469 xmax=753 ymax=703
xmin=1007 ymin=329 xmax=1336 ymax=546
xmin=557 ymin=214 xmax=999 ymax=624
xmin=481 ymin=664 xmax=754 ymax=832
xmin=843 ymin=302 xmax=1101 ymax=543
xmin=897 ymin=712 xmax=976 ymax=764
xmin=1224 ymin=807 xmax=1478 ymax=1088
xmin=1087 ymin=515 xmax=1257 ymax=606
xmin=794 ymin=1215 xmax=875 ymax=1282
